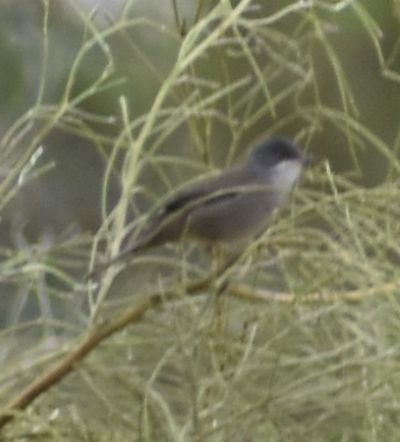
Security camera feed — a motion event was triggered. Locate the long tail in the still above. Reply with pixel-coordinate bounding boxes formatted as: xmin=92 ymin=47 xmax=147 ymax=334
xmin=87 ymin=212 xmax=171 ymax=279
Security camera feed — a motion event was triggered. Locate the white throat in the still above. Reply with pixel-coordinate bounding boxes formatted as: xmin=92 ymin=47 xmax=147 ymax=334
xmin=270 ymin=160 xmax=303 ymax=193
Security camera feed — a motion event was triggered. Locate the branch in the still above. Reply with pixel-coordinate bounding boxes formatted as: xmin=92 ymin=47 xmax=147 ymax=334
xmin=0 ymin=274 xmax=211 ymax=429
xmin=1 ymin=263 xmax=393 ymax=430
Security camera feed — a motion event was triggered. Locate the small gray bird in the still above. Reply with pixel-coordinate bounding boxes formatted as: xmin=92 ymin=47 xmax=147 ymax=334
xmin=93 ymin=136 xmax=311 ymax=274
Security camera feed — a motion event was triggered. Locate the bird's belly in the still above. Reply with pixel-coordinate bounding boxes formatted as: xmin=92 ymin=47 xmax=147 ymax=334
xmin=186 ymin=193 xmax=274 ymax=243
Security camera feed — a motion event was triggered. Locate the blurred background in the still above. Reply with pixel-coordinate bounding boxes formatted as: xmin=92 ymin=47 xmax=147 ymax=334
xmin=1 ymin=1 xmax=400 ymax=439
xmin=0 ymin=0 xmax=398 ymax=244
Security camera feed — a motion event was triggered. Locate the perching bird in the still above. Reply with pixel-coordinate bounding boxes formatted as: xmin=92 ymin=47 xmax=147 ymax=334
xmin=92 ymin=136 xmax=311 ymax=275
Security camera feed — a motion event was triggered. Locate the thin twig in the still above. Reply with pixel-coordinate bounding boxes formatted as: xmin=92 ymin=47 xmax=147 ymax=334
xmin=0 ymin=250 xmax=396 ymax=430
xmin=0 ymin=269 xmax=218 ymax=429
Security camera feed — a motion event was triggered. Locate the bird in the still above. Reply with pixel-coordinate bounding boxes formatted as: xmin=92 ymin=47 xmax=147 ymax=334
xmin=90 ymin=136 xmax=311 ymax=275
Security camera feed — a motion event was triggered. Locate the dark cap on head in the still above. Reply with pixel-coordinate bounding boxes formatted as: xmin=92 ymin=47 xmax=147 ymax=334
xmin=249 ymin=136 xmax=305 ymax=167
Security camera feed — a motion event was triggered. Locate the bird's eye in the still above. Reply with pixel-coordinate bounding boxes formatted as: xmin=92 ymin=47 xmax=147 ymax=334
xmin=276 ymin=147 xmax=292 ymax=160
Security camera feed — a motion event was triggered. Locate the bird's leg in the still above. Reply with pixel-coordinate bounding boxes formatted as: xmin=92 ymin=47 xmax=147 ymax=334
xmin=211 ymin=249 xmax=224 ymax=339
xmin=210 ymin=244 xmax=222 ymax=275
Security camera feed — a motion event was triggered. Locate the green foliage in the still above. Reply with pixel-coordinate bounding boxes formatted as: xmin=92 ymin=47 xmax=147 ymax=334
xmin=0 ymin=0 xmax=400 ymax=440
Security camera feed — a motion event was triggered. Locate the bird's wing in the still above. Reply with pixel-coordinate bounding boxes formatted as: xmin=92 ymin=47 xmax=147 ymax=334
xmin=162 ymin=167 xmax=250 ymax=214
